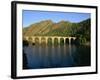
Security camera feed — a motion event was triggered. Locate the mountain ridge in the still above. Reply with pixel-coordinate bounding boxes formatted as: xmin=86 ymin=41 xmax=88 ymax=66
xmin=23 ymin=18 xmax=90 ymax=38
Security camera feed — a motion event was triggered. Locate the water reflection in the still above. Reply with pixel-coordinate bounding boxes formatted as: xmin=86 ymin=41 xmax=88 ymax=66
xmin=23 ymin=44 xmax=90 ymax=69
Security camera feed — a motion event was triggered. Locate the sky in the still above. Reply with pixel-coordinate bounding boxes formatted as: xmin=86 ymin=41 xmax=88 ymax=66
xmin=23 ymin=10 xmax=90 ymax=27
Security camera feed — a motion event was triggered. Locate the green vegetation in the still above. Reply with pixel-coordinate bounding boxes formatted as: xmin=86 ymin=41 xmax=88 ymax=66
xmin=23 ymin=19 xmax=91 ymax=45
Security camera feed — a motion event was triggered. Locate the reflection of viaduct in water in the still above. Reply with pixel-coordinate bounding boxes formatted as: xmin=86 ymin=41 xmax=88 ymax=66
xmin=23 ymin=36 xmax=76 ymax=45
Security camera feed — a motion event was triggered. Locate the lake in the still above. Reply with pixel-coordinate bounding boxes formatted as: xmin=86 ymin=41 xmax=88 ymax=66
xmin=23 ymin=44 xmax=90 ymax=69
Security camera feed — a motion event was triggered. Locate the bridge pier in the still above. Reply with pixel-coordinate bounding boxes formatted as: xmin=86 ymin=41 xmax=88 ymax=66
xmin=69 ymin=38 xmax=71 ymax=44
xmin=45 ymin=38 xmax=48 ymax=44
xmin=63 ymin=38 xmax=66 ymax=44
xmin=58 ymin=37 xmax=61 ymax=44
xmin=52 ymin=38 xmax=55 ymax=45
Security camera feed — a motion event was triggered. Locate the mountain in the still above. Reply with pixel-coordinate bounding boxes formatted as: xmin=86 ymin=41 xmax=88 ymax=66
xmin=23 ymin=20 xmax=74 ymax=36
xmin=23 ymin=20 xmax=53 ymax=36
xmin=23 ymin=18 xmax=91 ymax=44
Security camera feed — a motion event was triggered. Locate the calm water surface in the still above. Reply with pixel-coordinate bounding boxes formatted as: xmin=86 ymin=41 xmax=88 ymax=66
xmin=23 ymin=44 xmax=90 ymax=69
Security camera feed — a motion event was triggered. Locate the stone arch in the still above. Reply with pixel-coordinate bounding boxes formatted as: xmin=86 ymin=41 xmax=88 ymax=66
xmin=65 ymin=38 xmax=69 ymax=44
xmin=41 ymin=37 xmax=46 ymax=45
xmin=28 ymin=37 xmax=32 ymax=41
xmin=47 ymin=38 xmax=52 ymax=45
xmin=60 ymin=38 xmax=64 ymax=45
xmin=54 ymin=38 xmax=58 ymax=45
xmin=35 ymin=37 xmax=39 ymax=45
xmin=71 ymin=38 xmax=75 ymax=44
xmin=26 ymin=37 xmax=33 ymax=45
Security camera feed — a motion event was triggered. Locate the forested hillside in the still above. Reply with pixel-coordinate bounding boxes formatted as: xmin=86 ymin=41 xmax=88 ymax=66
xmin=23 ymin=18 xmax=91 ymax=44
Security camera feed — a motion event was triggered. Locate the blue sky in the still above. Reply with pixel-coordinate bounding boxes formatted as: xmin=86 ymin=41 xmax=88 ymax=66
xmin=23 ymin=10 xmax=90 ymax=27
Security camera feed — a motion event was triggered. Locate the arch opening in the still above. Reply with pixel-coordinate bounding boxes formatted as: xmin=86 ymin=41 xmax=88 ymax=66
xmin=35 ymin=37 xmax=39 ymax=45
xmin=54 ymin=38 xmax=58 ymax=46
xmin=41 ymin=37 xmax=46 ymax=45
xmin=71 ymin=38 xmax=75 ymax=44
xmin=48 ymin=38 xmax=52 ymax=46
xmin=28 ymin=37 xmax=33 ymax=45
xmin=65 ymin=38 xmax=69 ymax=44
xmin=28 ymin=37 xmax=32 ymax=42
xmin=60 ymin=38 xmax=64 ymax=45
